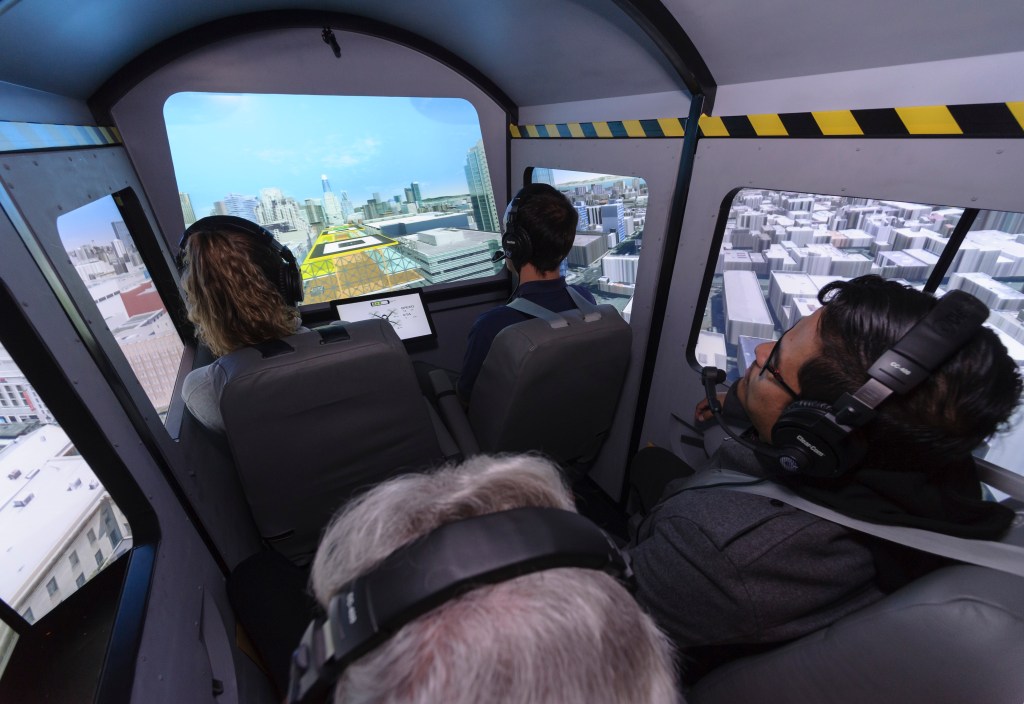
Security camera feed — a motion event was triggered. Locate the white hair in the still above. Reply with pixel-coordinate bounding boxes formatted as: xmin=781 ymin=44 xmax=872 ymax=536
xmin=310 ymin=453 xmax=681 ymax=704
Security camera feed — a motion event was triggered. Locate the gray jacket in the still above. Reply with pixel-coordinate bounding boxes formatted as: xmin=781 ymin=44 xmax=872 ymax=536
xmin=629 ymin=441 xmax=888 ymax=681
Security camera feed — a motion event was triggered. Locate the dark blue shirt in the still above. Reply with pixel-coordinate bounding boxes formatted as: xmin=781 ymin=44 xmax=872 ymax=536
xmin=457 ymin=278 xmax=596 ymax=402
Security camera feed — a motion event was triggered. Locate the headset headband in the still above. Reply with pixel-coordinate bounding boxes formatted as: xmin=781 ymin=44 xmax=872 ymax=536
xmin=177 ymin=215 xmax=303 ymax=305
xmin=828 ymin=288 xmax=989 ymax=428
xmin=704 ymin=287 xmax=990 ymax=478
xmin=288 ymin=507 xmax=630 ymax=703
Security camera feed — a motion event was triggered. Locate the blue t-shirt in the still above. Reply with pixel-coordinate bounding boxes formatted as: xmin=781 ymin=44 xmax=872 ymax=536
xmin=456 ymin=278 xmax=595 ymax=402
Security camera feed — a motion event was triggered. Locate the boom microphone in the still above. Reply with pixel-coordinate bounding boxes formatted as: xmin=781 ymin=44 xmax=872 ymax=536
xmin=700 ymin=366 xmax=786 ymax=466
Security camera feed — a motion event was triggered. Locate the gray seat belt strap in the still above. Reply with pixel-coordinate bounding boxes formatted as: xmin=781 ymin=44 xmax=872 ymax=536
xmin=506 ymin=297 xmax=568 ymax=328
xmin=686 ymin=468 xmax=1024 ymax=578
xmin=566 ymin=286 xmax=602 ymax=322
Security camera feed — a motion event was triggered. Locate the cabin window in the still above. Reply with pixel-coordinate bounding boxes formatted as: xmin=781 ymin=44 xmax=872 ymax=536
xmin=694 ymin=189 xmax=1024 ymax=477
xmin=164 ymin=93 xmax=502 ymax=305
xmin=56 ymin=195 xmax=185 ymax=423
xmin=528 ymin=168 xmax=647 ymax=322
xmin=956 ymin=209 xmax=1024 ymax=474
xmin=0 ymin=345 xmax=133 ymax=673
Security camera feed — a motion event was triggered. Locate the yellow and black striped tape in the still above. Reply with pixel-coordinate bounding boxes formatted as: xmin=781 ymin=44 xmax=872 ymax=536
xmin=0 ymin=121 xmax=122 ymax=152
xmin=510 ymin=102 xmax=1024 ymax=139
xmin=510 ymin=118 xmax=686 ymax=139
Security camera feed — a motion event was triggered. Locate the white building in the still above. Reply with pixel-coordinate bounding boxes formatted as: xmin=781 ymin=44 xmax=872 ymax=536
xmin=723 ymin=270 xmax=774 ymax=345
xmin=0 ymin=424 xmax=131 ymax=638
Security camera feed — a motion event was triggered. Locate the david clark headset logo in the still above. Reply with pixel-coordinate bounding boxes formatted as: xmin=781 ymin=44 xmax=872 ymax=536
xmin=890 ymin=361 xmax=912 ymax=377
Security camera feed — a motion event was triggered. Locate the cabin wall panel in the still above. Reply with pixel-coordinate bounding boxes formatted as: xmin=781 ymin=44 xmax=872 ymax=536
xmin=109 ymin=28 xmax=509 ymax=253
xmin=0 ymin=198 xmax=270 ymax=703
xmin=641 ymin=137 xmax=1024 ymax=454
xmin=0 ymin=146 xmax=263 ymax=567
xmin=0 ymin=80 xmax=95 ymax=124
xmin=714 ymin=50 xmax=1024 ymax=116
xmin=512 ymin=135 xmax=684 ymax=497
xmin=519 ymin=90 xmax=691 ymax=125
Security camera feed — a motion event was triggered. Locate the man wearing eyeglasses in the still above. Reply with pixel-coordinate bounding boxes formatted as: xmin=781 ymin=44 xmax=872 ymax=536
xmin=627 ymin=274 xmax=1021 ymax=685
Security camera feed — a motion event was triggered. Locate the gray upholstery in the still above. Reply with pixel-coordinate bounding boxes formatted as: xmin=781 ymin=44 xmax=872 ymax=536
xmin=216 ymin=320 xmax=445 ymax=565
xmin=467 ymin=305 xmax=631 ymax=467
xmin=690 ymin=520 xmax=1024 ymax=704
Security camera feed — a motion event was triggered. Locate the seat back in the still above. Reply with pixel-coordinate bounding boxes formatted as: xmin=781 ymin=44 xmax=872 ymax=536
xmin=691 ymin=522 xmax=1024 ymax=704
xmin=468 ymin=304 xmax=631 ymax=467
xmin=216 ymin=319 xmax=444 ymax=565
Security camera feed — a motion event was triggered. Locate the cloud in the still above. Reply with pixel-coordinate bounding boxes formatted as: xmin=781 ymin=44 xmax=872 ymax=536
xmin=248 ymin=147 xmax=300 ymax=165
xmin=320 ymin=137 xmax=381 ymax=169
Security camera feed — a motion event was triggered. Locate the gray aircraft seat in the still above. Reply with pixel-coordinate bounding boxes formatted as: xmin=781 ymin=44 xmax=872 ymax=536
xmin=432 ymin=296 xmax=631 ymax=473
xmin=690 ymin=520 xmax=1024 ymax=704
xmin=216 ymin=320 xmax=451 ymax=565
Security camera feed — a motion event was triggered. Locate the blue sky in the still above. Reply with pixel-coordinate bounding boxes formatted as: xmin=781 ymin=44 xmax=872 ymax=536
xmin=164 ymin=93 xmax=485 ymax=216
xmin=56 ymin=195 xmax=124 ymax=249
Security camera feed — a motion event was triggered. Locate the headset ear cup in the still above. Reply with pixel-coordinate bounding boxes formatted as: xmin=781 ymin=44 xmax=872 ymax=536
xmin=502 ymin=227 xmax=532 ymax=271
xmin=279 ymin=249 xmax=303 ymax=305
xmin=772 ymin=400 xmax=861 ymax=479
xmin=288 ymin=263 xmax=303 ymax=304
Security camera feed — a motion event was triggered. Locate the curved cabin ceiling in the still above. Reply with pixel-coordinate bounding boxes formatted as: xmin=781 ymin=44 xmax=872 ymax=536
xmin=3 ymin=0 xmax=1024 ymax=111
xmin=0 ymin=0 xmax=685 ymax=107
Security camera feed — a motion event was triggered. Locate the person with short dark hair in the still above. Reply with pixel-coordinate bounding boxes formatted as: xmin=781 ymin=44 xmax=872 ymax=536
xmin=629 ymin=275 xmax=1022 ymax=683
xmin=456 ymin=182 xmax=595 ymax=402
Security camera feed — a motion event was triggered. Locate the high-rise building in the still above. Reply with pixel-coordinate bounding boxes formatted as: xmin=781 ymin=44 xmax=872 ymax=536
xmin=255 ymin=188 xmax=310 ymax=244
xmin=601 ymin=201 xmax=627 ymax=242
xmin=221 ymin=193 xmax=259 ymax=221
xmin=321 ymin=175 xmax=345 ymax=225
xmin=0 ymin=344 xmax=54 ymax=423
xmin=569 ymin=233 xmax=607 ymax=267
xmin=574 ymin=201 xmax=589 ymax=228
xmin=339 ymin=191 xmax=353 ymax=221
xmin=404 ymin=187 xmax=416 ymax=204
xmin=411 ymin=182 xmax=422 ymax=205
xmin=179 ymin=192 xmax=196 ymax=226
xmin=602 ymin=254 xmax=640 ymax=286
xmin=396 ymin=228 xmax=502 ymax=285
xmin=303 ymin=199 xmax=325 ymax=228
xmin=464 ymin=139 xmax=499 ymax=233
xmin=532 ymin=168 xmax=556 ymax=186
xmin=111 ymin=220 xmax=130 ymax=242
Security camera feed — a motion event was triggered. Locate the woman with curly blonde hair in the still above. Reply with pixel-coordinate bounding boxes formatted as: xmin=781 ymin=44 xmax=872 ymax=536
xmin=179 ymin=216 xmax=304 ymax=432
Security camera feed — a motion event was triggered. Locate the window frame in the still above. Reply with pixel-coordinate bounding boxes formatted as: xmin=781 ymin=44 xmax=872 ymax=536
xmin=524 ymin=165 xmax=649 ymax=320
xmin=687 ymin=185 xmax=1024 ymax=478
xmin=686 ymin=187 xmax=983 ymax=374
xmin=0 ymin=226 xmax=159 ymax=702
xmin=162 ymin=91 xmax=510 ymax=313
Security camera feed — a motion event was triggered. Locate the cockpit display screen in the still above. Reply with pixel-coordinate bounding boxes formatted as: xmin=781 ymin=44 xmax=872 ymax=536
xmin=333 ymin=290 xmax=436 ymax=342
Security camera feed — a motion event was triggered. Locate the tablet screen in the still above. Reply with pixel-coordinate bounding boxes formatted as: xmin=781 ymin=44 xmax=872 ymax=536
xmin=333 ymin=290 xmax=436 ymax=342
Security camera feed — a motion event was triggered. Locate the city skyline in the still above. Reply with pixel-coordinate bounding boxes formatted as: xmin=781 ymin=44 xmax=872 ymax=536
xmin=56 ymin=197 xmax=126 ymax=250
xmin=164 ymin=93 xmax=486 ymax=216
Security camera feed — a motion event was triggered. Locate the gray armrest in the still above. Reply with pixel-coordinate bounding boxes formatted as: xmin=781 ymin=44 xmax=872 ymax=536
xmin=427 ymin=369 xmax=480 ymax=456
xmin=423 ymin=398 xmax=462 ymax=462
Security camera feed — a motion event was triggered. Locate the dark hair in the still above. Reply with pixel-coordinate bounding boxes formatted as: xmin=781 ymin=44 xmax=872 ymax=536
xmin=797 ymin=275 xmax=1022 ymax=469
xmin=516 ymin=183 xmax=579 ymax=272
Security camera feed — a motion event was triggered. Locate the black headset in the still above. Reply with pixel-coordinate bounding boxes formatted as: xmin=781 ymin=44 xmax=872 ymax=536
xmin=287 ymin=507 xmax=631 ymax=704
xmin=177 ymin=215 xmax=304 ymax=306
xmin=703 ymin=289 xmax=989 ymax=479
xmin=498 ymin=187 xmax=534 ymax=271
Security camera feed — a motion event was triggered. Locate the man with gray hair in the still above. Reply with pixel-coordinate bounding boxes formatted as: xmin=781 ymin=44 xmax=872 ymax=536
xmin=305 ymin=454 xmax=680 ymax=704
